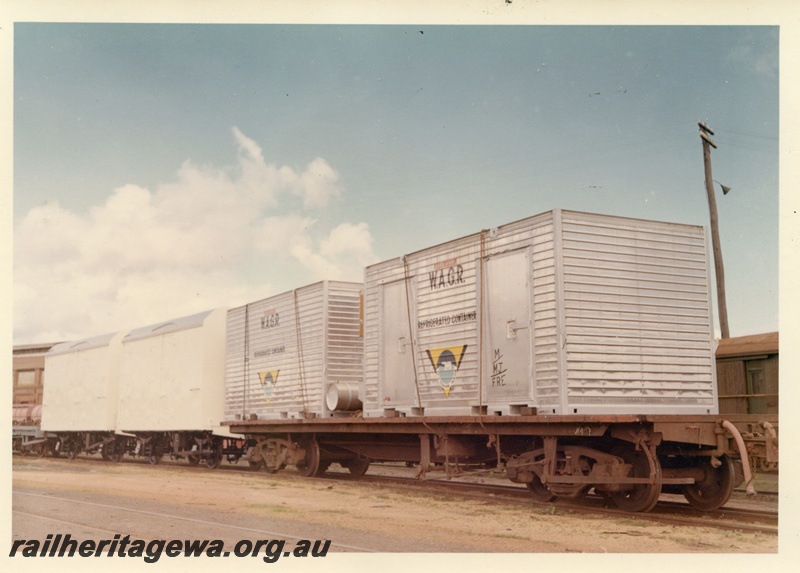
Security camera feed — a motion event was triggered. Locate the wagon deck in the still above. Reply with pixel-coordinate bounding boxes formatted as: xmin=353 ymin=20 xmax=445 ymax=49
xmin=229 ymin=413 xmax=775 ymax=433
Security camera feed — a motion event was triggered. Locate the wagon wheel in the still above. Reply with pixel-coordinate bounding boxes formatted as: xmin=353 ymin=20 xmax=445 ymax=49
xmin=100 ymin=440 xmax=110 ymax=460
xmin=526 ymin=473 xmax=558 ymax=503
xmin=295 ymin=439 xmax=322 ymax=477
xmin=515 ymin=449 xmax=557 ymax=502
xmin=264 ymin=462 xmax=286 ymax=474
xmin=608 ymin=444 xmax=662 ymax=513
xmin=203 ymin=440 xmax=222 ymax=470
xmin=205 ymin=449 xmax=223 ymax=470
xmin=681 ymin=455 xmax=735 ymax=511
xmin=33 ymin=442 xmax=46 ymax=457
xmin=187 ymin=454 xmax=201 ymax=466
xmin=264 ymin=462 xmax=284 ymax=474
xmin=148 ymin=443 xmax=163 ymax=465
xmin=245 ymin=441 xmax=266 ymax=470
xmin=263 ymin=442 xmax=287 ymax=474
xmin=343 ymin=457 xmax=370 ymax=477
xmin=103 ymin=440 xmax=125 ymax=463
xmin=64 ymin=438 xmax=80 ymax=460
xmin=248 ymin=459 xmax=266 ymax=470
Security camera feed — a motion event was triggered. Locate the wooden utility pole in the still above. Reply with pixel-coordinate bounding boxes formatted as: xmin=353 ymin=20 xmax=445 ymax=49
xmin=698 ymin=121 xmax=730 ymax=339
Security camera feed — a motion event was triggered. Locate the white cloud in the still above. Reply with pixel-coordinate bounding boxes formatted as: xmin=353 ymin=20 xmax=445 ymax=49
xmin=252 ymin=214 xmax=316 ymax=255
xmin=321 ymin=222 xmax=377 ymax=268
xmin=232 ymin=126 xmax=264 ymax=163
xmin=13 ymin=129 xmax=376 ymax=342
xmin=297 ymin=157 xmax=342 ymax=209
xmin=231 ymin=126 xmax=343 ymax=210
xmin=292 ymin=222 xmax=378 ymax=283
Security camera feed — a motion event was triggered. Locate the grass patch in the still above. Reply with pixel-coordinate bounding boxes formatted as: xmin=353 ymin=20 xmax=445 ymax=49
xmin=493 ymin=533 xmax=529 ymax=541
xmin=612 ymin=518 xmax=643 ymax=528
xmin=530 ymin=504 xmax=560 ymax=516
xmin=246 ymin=503 xmax=292 ymax=514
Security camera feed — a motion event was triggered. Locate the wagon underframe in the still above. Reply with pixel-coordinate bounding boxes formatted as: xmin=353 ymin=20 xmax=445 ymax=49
xmin=230 ymin=414 xmax=777 ymax=513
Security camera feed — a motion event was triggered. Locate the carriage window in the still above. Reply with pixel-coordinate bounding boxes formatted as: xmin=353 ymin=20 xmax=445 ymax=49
xmin=16 ymin=370 xmax=36 ymax=387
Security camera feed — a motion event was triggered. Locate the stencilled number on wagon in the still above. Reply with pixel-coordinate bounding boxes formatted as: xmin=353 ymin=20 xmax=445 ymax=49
xmin=261 ymin=310 xmax=280 ymax=329
xmin=573 ymin=426 xmax=592 ymax=436
xmin=491 ymin=348 xmax=507 ymax=387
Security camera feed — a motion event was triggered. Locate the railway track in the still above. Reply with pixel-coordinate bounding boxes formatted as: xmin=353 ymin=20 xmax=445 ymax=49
xmin=14 ymin=453 xmax=778 ymax=536
xmin=319 ymin=471 xmax=778 ymax=535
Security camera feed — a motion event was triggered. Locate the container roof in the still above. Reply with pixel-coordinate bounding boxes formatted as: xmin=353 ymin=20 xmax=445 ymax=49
xmin=365 ymin=208 xmax=704 ymax=269
xmin=123 ymin=308 xmax=223 ymax=344
xmin=46 ymin=332 xmax=123 ymax=357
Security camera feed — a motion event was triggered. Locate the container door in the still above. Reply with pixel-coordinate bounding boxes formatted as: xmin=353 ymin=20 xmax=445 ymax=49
xmin=482 ymin=248 xmax=533 ymax=401
xmin=380 ymin=279 xmax=417 ymax=407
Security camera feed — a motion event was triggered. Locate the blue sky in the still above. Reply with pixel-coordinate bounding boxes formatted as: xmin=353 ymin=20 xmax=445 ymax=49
xmin=8 ymin=17 xmax=782 ymax=343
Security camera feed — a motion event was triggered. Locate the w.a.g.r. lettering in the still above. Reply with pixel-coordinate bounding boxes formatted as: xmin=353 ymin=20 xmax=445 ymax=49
xmin=260 ymin=310 xmax=280 ymax=329
xmin=429 ymin=259 xmax=465 ymax=290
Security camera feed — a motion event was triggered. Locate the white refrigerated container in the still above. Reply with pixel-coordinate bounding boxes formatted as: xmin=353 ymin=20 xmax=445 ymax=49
xmin=117 ymin=309 xmax=227 ymax=432
xmin=363 ymin=209 xmax=718 ymax=417
xmin=42 ymin=331 xmax=126 ymax=432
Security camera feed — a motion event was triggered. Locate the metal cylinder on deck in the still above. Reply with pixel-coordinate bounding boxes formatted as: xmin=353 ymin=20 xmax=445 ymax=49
xmin=326 ymin=383 xmax=362 ymax=412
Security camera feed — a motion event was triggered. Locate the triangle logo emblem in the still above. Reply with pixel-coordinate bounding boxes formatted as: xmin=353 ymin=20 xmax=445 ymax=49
xmin=425 ymin=345 xmax=468 ymax=398
xmin=258 ymin=370 xmax=280 ymax=405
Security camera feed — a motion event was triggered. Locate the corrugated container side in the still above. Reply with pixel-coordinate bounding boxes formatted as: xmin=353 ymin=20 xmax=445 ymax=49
xmin=225 ymin=281 xmax=363 ymax=420
xmin=363 ymin=259 xmax=405 ymax=413
xmin=364 ymin=209 xmax=717 ymax=417
xmin=411 ymin=235 xmax=481 ymax=413
xmin=225 ymin=288 xmax=323 ymax=420
xmin=117 ymin=309 xmax=227 ymax=431
xmin=42 ymin=332 xmax=125 ymax=432
xmin=224 ymin=306 xmax=247 ymax=420
xmin=364 ymin=213 xmax=554 ymax=416
xmin=559 ymin=211 xmax=718 ymax=414
xmin=530 ymin=224 xmax=559 ymax=407
xmin=325 ymin=282 xmax=364 ymax=387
